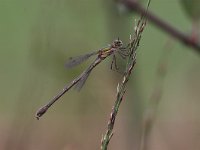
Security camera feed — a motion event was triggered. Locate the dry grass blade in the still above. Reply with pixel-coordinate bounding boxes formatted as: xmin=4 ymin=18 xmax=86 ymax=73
xmin=100 ymin=1 xmax=151 ymax=150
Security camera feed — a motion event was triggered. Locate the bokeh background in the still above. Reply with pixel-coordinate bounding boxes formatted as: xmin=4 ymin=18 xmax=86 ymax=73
xmin=1 ymin=0 xmax=200 ymax=150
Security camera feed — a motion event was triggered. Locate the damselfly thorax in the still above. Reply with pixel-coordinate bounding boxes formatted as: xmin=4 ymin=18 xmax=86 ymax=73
xmin=98 ymin=39 xmax=123 ymax=59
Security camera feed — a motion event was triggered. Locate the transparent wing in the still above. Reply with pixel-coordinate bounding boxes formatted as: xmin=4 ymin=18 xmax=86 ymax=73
xmin=73 ymin=57 xmax=102 ymax=91
xmin=74 ymin=70 xmax=92 ymax=91
xmin=65 ymin=51 xmax=97 ymax=69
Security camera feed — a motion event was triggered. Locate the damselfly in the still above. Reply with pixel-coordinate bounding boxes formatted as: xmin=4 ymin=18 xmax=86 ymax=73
xmin=36 ymin=39 xmax=129 ymax=119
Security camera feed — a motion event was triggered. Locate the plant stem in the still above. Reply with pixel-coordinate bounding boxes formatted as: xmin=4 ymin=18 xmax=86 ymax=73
xmin=101 ymin=1 xmax=150 ymax=149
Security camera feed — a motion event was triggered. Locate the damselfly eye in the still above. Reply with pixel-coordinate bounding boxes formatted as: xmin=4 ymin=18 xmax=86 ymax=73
xmin=113 ymin=39 xmax=123 ymax=48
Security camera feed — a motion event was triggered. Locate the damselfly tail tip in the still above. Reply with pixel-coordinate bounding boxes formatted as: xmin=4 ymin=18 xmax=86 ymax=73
xmin=36 ymin=116 xmax=40 ymax=120
xmin=35 ymin=106 xmax=48 ymax=120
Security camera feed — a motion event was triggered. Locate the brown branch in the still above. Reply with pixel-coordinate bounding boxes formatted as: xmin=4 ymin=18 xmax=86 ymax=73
xmin=121 ymin=0 xmax=200 ymax=54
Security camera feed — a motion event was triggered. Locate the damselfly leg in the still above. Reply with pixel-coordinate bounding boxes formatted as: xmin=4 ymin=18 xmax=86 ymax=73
xmin=111 ymin=54 xmax=119 ymax=70
xmin=110 ymin=47 xmax=130 ymax=74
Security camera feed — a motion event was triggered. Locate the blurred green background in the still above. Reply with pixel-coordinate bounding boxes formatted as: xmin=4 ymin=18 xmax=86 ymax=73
xmin=1 ymin=0 xmax=200 ymax=150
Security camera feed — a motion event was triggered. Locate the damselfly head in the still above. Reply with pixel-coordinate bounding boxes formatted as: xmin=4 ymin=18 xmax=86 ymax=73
xmin=113 ymin=39 xmax=123 ymax=48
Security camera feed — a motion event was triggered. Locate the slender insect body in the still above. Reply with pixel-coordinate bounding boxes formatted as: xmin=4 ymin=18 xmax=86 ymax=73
xmin=36 ymin=39 xmax=128 ymax=119
xmin=98 ymin=39 xmax=123 ymax=59
xmin=98 ymin=48 xmax=114 ymax=59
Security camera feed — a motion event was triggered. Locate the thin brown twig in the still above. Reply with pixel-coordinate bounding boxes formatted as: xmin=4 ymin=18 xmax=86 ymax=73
xmin=121 ymin=0 xmax=200 ymax=53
